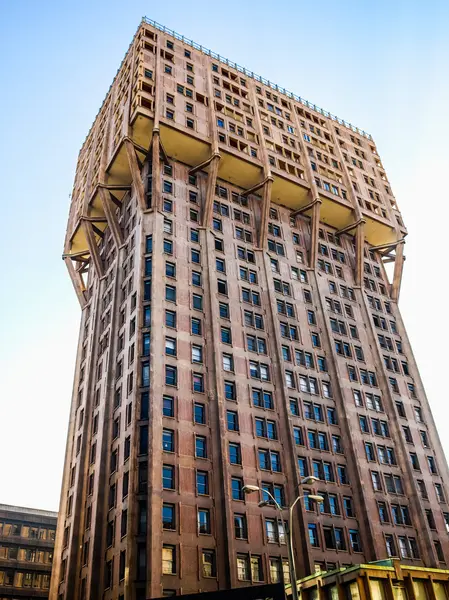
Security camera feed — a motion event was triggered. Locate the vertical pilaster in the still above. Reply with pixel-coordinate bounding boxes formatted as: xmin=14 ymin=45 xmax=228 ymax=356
xmin=88 ymin=261 xmax=121 ymax=600
xmin=146 ymin=210 xmax=165 ymax=598
xmin=311 ymin=272 xmax=379 ymax=562
xmin=357 ymin=290 xmax=439 ymax=566
xmin=49 ymin=309 xmax=90 ymax=600
xmin=260 ymin=252 xmax=314 ymax=577
xmin=203 ymin=227 xmax=234 ymax=589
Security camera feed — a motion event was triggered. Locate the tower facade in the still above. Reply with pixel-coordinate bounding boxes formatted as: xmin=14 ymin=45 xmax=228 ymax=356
xmin=51 ymin=18 xmax=449 ymax=600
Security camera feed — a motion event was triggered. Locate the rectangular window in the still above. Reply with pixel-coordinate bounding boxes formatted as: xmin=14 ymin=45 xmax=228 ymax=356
xmin=196 ymin=471 xmax=209 ymax=495
xmin=163 ymin=465 xmax=175 ymax=490
xmin=162 ymin=545 xmax=176 ymax=574
xmin=162 ymin=504 xmax=176 ymax=530
xmin=198 ymin=508 xmax=211 ymax=534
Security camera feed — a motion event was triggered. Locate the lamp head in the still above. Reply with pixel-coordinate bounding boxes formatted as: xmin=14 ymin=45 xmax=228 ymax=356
xmin=309 ymin=494 xmax=324 ymax=503
xmin=242 ymin=484 xmax=260 ymax=495
xmin=300 ymin=476 xmax=319 ymax=485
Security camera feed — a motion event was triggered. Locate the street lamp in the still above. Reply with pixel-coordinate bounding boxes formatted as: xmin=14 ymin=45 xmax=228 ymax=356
xmin=242 ymin=481 xmax=323 ymax=600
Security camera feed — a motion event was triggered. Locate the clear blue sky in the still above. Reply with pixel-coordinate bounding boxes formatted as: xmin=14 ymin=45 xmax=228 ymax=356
xmin=1 ymin=0 xmax=448 ymax=511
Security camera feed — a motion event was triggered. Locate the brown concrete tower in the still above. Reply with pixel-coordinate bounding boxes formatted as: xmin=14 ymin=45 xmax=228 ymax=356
xmin=51 ymin=18 xmax=449 ymax=600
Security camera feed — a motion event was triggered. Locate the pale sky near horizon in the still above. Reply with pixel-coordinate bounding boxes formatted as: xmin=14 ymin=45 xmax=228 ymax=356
xmin=0 ymin=0 xmax=448 ymax=512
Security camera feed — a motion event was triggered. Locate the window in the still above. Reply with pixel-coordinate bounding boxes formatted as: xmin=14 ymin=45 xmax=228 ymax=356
xmin=229 ymin=442 xmax=241 ymax=465
xmin=194 ymin=403 xmax=206 ymax=425
xmin=225 ymin=380 xmax=236 ymax=400
xmin=193 ymin=294 xmax=203 ymax=310
xmin=163 ymin=429 xmax=175 ymax=452
xmin=165 ymin=309 xmax=177 ymax=329
xmin=195 ymin=435 xmax=207 ymax=459
xmin=198 ymin=509 xmax=211 ymax=534
xmin=202 ymin=550 xmax=216 ymax=578
xmin=258 ymin=449 xmax=281 ymax=472
xmin=265 ymin=518 xmax=286 ymax=544
xmin=293 ymin=427 xmax=304 ymax=446
xmin=165 ymin=366 xmax=177 ymax=387
xmin=193 ymin=373 xmax=204 ymax=393
xmin=256 ymin=418 xmax=277 ymax=440
xmin=311 ymin=333 xmax=321 ymax=347
xmin=216 ymin=258 xmax=226 ymax=273
xmin=221 ymin=327 xmax=232 ymax=344
xmin=192 ymin=345 xmax=203 ymax=363
xmin=163 ymin=465 xmax=175 ymax=490
xmin=343 ymin=497 xmax=355 ymax=517
xmin=420 ymin=430 xmax=430 ymax=448
xmin=349 ymin=529 xmax=362 ymax=552
xmin=219 ymin=302 xmax=230 ymax=318
xmin=165 ymin=284 xmax=176 ymax=302
xmin=227 ymin=410 xmax=239 ymax=431
xmin=338 ymin=464 xmax=348 ymax=484
xmin=402 ymin=426 xmax=413 ymax=443
xmin=237 ymin=555 xmax=250 ymax=581
xmin=217 ymin=279 xmax=228 ymax=295
xmin=231 ymin=477 xmax=243 ymax=500
xmin=308 ymin=524 xmax=320 ymax=547
xmin=162 ymin=545 xmax=176 ymax=574
xmin=410 ymin=452 xmax=420 ymax=471
xmin=234 ymin=514 xmax=248 ymax=539
xmin=163 ymin=504 xmax=176 ymax=530
xmin=192 ymin=270 xmax=202 ymax=287
xmin=435 ymin=483 xmax=445 ymax=503
xmin=322 ymin=382 xmax=332 ymax=398
xmin=165 ymin=337 xmax=177 ymax=356
xmin=250 ymin=361 xmax=270 ymax=381
xmin=253 ymin=388 xmax=274 ymax=409
xmin=427 ymin=456 xmax=437 ymax=474
xmin=324 ymin=526 xmax=346 ymax=551
xmin=223 ymin=353 xmax=234 ymax=372
xmin=197 ymin=471 xmax=209 ymax=495
xmin=191 ymin=317 xmax=202 ymax=335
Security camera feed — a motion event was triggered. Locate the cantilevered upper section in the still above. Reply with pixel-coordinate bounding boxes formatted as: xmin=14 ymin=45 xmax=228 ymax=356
xmin=64 ymin=18 xmax=406 ymax=272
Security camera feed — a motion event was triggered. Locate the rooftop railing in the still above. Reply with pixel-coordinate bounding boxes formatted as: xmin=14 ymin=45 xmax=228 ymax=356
xmin=143 ymin=16 xmax=373 ymax=140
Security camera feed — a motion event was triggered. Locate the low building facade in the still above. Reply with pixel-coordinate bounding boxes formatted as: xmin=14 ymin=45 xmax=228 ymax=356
xmin=0 ymin=504 xmax=57 ymax=600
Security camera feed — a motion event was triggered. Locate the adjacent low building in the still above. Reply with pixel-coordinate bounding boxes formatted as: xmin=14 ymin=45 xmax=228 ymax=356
xmin=288 ymin=560 xmax=449 ymax=600
xmin=0 ymin=504 xmax=57 ymax=600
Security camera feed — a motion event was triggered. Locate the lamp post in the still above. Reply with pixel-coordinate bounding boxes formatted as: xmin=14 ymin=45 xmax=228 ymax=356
xmin=242 ymin=478 xmax=323 ymax=600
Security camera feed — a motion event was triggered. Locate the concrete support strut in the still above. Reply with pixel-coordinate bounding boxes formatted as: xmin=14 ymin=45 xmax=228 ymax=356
xmin=202 ymin=154 xmax=221 ymax=228
xmin=355 ymin=220 xmax=366 ymax=286
xmin=391 ymin=240 xmax=405 ymax=302
xmin=309 ymin=198 xmax=322 ymax=269
xmin=99 ymin=187 xmax=124 ymax=247
xmin=81 ymin=219 xmax=103 ymax=278
xmin=125 ymin=138 xmax=146 ymax=212
xmin=151 ymin=129 xmax=162 ymax=212
xmin=258 ymin=178 xmax=274 ymax=249
xmin=64 ymin=257 xmax=87 ymax=308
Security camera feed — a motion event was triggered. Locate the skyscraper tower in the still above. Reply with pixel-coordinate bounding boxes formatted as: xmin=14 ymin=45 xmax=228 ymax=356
xmin=51 ymin=18 xmax=449 ymax=600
